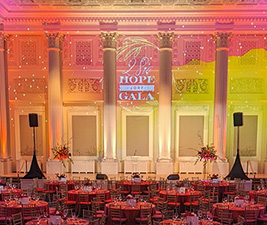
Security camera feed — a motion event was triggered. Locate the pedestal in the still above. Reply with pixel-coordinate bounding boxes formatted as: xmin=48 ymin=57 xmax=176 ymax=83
xmin=0 ymin=158 xmax=12 ymax=174
xmin=156 ymin=160 xmax=173 ymax=175
xmin=101 ymin=159 xmax=118 ymax=175
xmin=46 ymin=159 xmax=64 ymax=175
xmin=124 ymin=159 xmax=150 ymax=174
xmin=72 ymin=160 xmax=95 ymax=173
xmin=211 ymin=160 xmax=229 ymax=177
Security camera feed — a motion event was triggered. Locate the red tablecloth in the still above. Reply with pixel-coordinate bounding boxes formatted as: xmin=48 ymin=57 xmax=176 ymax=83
xmin=44 ymin=181 xmax=76 ymax=191
xmin=212 ymin=202 xmax=264 ymax=223
xmin=26 ymin=218 xmax=89 ymax=225
xmin=116 ymin=181 xmax=155 ymax=193
xmin=0 ymin=200 xmax=48 ymax=217
xmin=159 ymin=190 xmax=202 ymax=212
xmin=67 ymin=189 xmax=110 ymax=202
xmin=249 ymin=190 xmax=267 ymax=200
xmin=105 ymin=202 xmax=155 ymax=225
xmin=194 ymin=182 xmax=235 ymax=201
xmin=0 ymin=188 xmax=23 ymax=201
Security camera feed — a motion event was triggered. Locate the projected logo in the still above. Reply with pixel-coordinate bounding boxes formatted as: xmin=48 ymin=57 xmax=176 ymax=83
xmin=118 ymin=56 xmax=155 ymax=101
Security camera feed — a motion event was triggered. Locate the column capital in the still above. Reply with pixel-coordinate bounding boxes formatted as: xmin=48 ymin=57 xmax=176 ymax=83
xmin=213 ymin=32 xmax=232 ymax=50
xmin=0 ymin=32 xmax=9 ymax=50
xmin=100 ymin=32 xmax=119 ymax=49
xmin=45 ymin=32 xmax=65 ymax=49
xmin=157 ymin=32 xmax=174 ymax=49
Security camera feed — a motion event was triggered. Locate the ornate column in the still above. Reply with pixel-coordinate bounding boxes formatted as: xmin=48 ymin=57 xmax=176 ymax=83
xmin=212 ymin=32 xmax=231 ymax=175
xmin=100 ymin=32 xmax=119 ymax=175
xmin=0 ymin=32 xmax=12 ymax=173
xmin=156 ymin=32 xmax=174 ymax=174
xmin=45 ymin=32 xmax=65 ymax=173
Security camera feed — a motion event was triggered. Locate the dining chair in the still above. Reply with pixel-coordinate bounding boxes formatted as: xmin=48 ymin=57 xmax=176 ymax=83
xmin=163 ymin=209 xmax=175 ymax=220
xmin=91 ymin=199 xmax=104 ymax=219
xmin=12 ymin=213 xmax=23 ymax=225
xmin=166 ymin=194 xmax=180 ymax=214
xmin=244 ymin=207 xmax=258 ymax=225
xmin=135 ymin=205 xmax=152 ymax=224
xmin=131 ymin=184 xmax=142 ymax=196
xmin=218 ymin=207 xmax=233 ymax=225
xmin=0 ymin=204 xmax=11 ymax=225
xmin=90 ymin=218 xmax=99 ymax=225
xmin=184 ymin=194 xmax=199 ymax=212
xmin=59 ymin=184 xmax=68 ymax=198
xmin=77 ymin=194 xmax=91 ymax=217
xmin=223 ymin=183 xmax=237 ymax=198
xmin=99 ymin=214 xmax=107 ymax=225
xmin=149 ymin=188 xmax=160 ymax=203
xmin=30 ymin=207 xmax=45 ymax=220
xmin=109 ymin=205 xmax=127 ymax=225
xmin=116 ymin=182 xmax=130 ymax=196
xmin=82 ymin=209 xmax=94 ymax=220
xmin=22 ymin=204 xmax=34 ymax=222
xmin=43 ymin=182 xmax=55 ymax=202
xmin=153 ymin=220 xmax=161 ymax=225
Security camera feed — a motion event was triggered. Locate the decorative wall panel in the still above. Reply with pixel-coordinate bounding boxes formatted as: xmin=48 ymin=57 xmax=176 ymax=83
xmin=229 ymin=78 xmax=264 ymax=94
xmin=68 ymin=78 xmax=102 ymax=93
xmin=75 ymin=41 xmax=92 ymax=65
xmin=174 ymin=78 xmax=208 ymax=94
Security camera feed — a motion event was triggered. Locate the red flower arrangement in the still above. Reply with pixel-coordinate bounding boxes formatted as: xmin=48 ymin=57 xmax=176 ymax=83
xmin=52 ymin=143 xmax=73 ymax=167
xmin=195 ymin=144 xmax=217 ymax=166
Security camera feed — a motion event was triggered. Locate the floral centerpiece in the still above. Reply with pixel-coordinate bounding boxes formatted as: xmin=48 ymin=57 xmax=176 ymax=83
xmin=195 ymin=144 xmax=218 ymax=166
xmin=210 ymin=173 xmax=219 ymax=180
xmin=52 ymin=143 xmax=73 ymax=167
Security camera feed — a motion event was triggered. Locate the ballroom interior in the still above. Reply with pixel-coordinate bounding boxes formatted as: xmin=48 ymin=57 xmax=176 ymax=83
xmin=0 ymin=0 xmax=267 ymax=178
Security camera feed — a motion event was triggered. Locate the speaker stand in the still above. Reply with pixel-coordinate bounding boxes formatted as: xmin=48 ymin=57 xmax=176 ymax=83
xmin=23 ymin=127 xmax=45 ymax=179
xmin=225 ymin=125 xmax=249 ymax=180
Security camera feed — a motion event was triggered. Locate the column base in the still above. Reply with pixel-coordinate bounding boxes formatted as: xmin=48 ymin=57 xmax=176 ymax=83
xmin=101 ymin=159 xmax=118 ymax=175
xmin=46 ymin=159 xmax=65 ymax=175
xmin=211 ymin=160 xmax=229 ymax=177
xmin=156 ymin=160 xmax=173 ymax=175
xmin=0 ymin=158 xmax=12 ymax=174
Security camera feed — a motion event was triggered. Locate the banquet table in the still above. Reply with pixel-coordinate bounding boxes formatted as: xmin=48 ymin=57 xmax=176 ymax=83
xmin=0 ymin=200 xmax=48 ymax=217
xmin=43 ymin=181 xmax=76 ymax=191
xmin=159 ymin=190 xmax=202 ymax=212
xmin=160 ymin=219 xmax=221 ymax=225
xmin=105 ymin=201 xmax=155 ymax=225
xmin=26 ymin=218 xmax=89 ymax=225
xmin=116 ymin=181 xmax=156 ymax=194
xmin=194 ymin=181 xmax=236 ymax=201
xmin=0 ymin=188 xmax=23 ymax=201
xmin=67 ymin=189 xmax=110 ymax=202
xmin=249 ymin=190 xmax=267 ymax=200
xmin=212 ymin=202 xmax=265 ymax=223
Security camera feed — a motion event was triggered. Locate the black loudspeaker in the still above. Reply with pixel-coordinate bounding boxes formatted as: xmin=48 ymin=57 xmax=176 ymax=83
xmin=96 ymin=173 xmax=108 ymax=180
xmin=29 ymin=113 xmax=38 ymax=127
xmin=167 ymin=174 xmax=180 ymax=180
xmin=233 ymin=112 xmax=243 ymax=127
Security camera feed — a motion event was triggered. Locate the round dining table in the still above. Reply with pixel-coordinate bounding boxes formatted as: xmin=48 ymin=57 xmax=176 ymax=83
xmin=26 ymin=218 xmax=89 ymax=225
xmin=67 ymin=189 xmax=110 ymax=202
xmin=212 ymin=202 xmax=265 ymax=223
xmin=116 ymin=181 xmax=155 ymax=194
xmin=105 ymin=201 xmax=155 ymax=225
xmin=0 ymin=188 xmax=22 ymax=201
xmin=0 ymin=200 xmax=48 ymax=217
xmin=159 ymin=190 xmax=202 ymax=212
xmin=194 ymin=181 xmax=236 ymax=201
xmin=43 ymin=181 xmax=76 ymax=191
xmin=249 ymin=189 xmax=267 ymax=200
